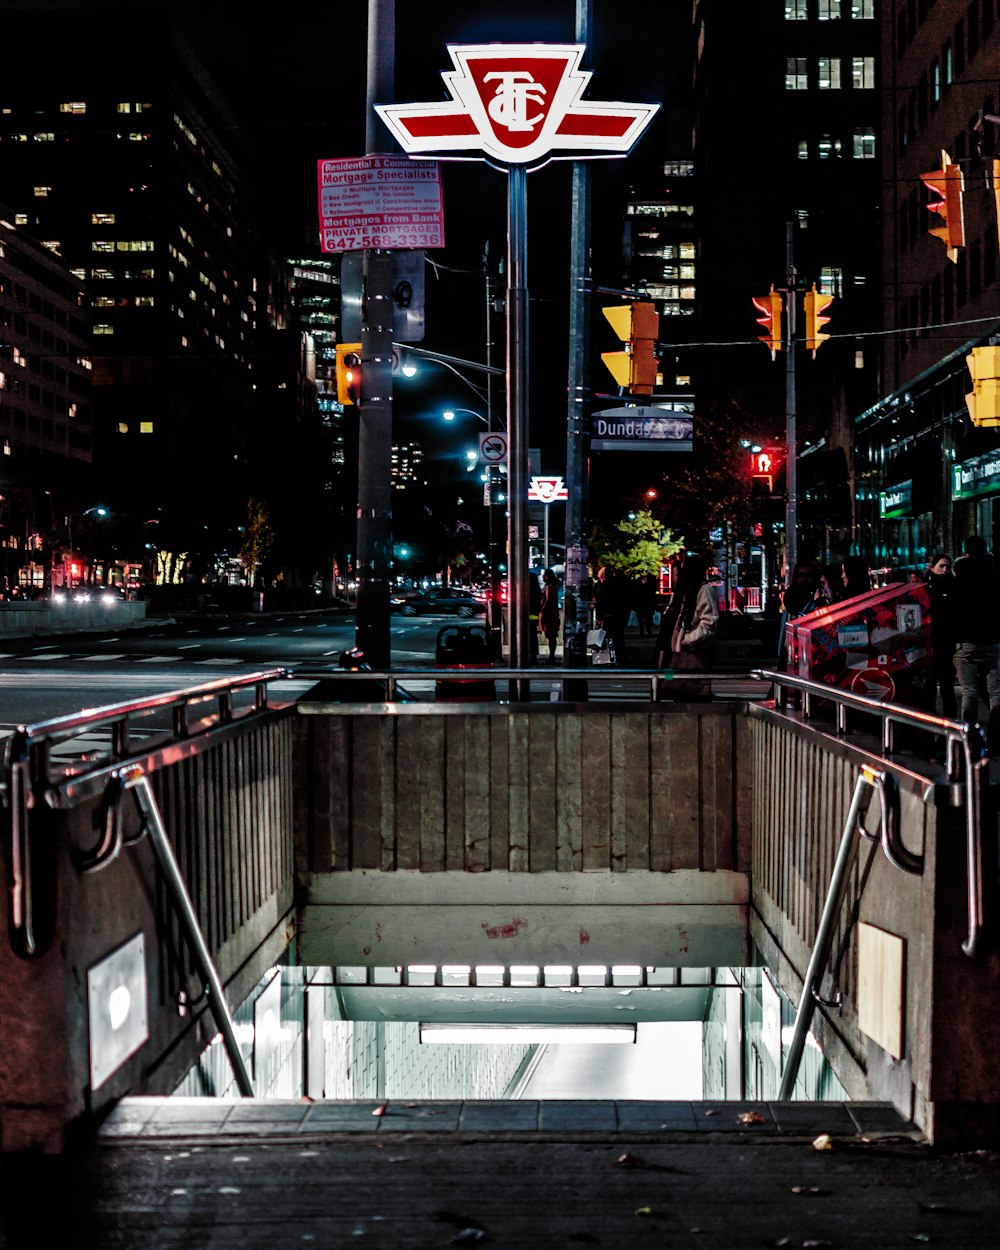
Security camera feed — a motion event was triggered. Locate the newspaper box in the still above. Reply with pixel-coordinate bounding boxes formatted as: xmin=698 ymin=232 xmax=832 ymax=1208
xmin=785 ymin=581 xmax=931 ymax=706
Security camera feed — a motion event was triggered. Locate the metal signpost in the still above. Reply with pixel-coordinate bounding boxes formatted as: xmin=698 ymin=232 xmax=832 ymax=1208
xmin=377 ymin=45 xmax=658 ymax=681
xmin=528 ymin=475 xmax=568 ymax=569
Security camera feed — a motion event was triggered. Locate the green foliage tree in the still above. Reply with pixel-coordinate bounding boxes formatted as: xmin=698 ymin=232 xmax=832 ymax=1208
xmin=591 ymin=509 xmax=685 ymax=578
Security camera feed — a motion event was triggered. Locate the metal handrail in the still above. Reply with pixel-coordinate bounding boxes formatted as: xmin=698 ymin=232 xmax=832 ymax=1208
xmin=757 ymin=669 xmax=987 ymax=959
xmin=2 ymin=669 xmax=287 ymax=958
xmin=778 ymin=764 xmax=905 ymax=1098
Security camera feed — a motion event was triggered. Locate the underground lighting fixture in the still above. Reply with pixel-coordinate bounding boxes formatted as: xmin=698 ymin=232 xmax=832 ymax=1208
xmin=419 ymin=1024 xmax=636 ymax=1045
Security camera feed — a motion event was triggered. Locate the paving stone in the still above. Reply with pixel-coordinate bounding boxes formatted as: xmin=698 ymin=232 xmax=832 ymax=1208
xmin=616 ymin=1100 xmax=699 ymax=1131
xmin=375 ymin=1102 xmax=462 ymax=1132
xmin=537 ymin=1100 xmax=618 ymax=1131
xmin=768 ymin=1100 xmax=858 ymax=1134
xmin=694 ymin=1101 xmax=778 ymax=1131
xmin=301 ymin=1102 xmax=383 ymax=1131
xmin=224 ymin=1101 xmax=310 ymax=1125
xmin=847 ymin=1101 xmax=918 ymax=1134
xmin=459 ymin=1101 xmax=539 ymax=1131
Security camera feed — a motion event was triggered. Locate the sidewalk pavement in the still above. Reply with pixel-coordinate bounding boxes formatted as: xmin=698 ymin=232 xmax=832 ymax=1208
xmin=2 ymin=1098 xmax=997 ymax=1249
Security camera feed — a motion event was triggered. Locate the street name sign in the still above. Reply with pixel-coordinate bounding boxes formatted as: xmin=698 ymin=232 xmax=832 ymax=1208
xmin=317 ymin=155 xmax=444 ymax=253
xmin=591 ymin=405 xmax=693 ymax=452
xmin=375 ymin=45 xmax=659 ymax=167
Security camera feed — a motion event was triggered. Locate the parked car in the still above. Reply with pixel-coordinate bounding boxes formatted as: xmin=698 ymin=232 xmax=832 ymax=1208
xmin=391 ymin=587 xmax=485 ymax=617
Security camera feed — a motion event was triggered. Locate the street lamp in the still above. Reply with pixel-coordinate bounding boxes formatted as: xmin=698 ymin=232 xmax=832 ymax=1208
xmin=443 ymin=407 xmax=489 ymax=426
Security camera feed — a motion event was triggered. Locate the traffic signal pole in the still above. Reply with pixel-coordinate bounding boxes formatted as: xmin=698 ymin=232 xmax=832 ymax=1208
xmin=507 ymin=162 xmax=531 ymax=693
xmin=785 ymin=221 xmax=798 ymax=576
xmin=562 ymin=0 xmax=593 ymax=685
xmin=356 ymin=0 xmax=395 ymax=667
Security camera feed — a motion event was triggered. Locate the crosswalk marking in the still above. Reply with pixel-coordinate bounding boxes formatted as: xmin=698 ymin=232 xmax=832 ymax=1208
xmin=80 ymin=654 xmax=127 ymax=662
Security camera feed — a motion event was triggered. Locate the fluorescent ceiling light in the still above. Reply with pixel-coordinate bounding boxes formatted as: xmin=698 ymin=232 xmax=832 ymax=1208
xmin=419 ymin=1024 xmax=637 ymax=1045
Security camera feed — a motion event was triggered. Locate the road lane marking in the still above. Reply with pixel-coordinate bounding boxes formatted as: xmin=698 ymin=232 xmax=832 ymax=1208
xmin=80 ymin=654 xmax=127 ymax=662
xmin=178 ymin=643 xmax=202 ymax=649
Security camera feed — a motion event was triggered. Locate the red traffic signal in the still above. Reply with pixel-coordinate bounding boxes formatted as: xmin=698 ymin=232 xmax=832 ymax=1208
xmin=920 ymin=150 xmax=965 ymax=261
xmin=749 ymin=446 xmax=783 ymax=491
xmin=752 ymin=287 xmax=783 ymax=359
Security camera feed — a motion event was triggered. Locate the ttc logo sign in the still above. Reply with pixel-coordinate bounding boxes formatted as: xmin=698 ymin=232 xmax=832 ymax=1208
xmin=376 ymin=45 xmax=659 ymax=167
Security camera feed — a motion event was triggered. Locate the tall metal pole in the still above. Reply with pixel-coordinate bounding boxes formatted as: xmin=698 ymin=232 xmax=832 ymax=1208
xmin=785 ymin=220 xmax=798 ymax=576
xmin=507 ymin=163 xmax=530 ymax=687
xmin=356 ymin=0 xmax=395 ymax=667
xmin=563 ymin=0 xmax=593 ymax=679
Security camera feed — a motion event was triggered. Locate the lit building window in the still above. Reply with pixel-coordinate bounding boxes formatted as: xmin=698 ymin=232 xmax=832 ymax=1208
xmin=92 ymin=296 xmax=115 ymax=307
xmin=90 ymin=268 xmax=114 ymax=280
xmin=126 ymin=132 xmax=151 ymax=142
xmin=139 ymin=421 xmax=154 ymax=434
xmin=852 ymin=56 xmax=875 ymax=89
xmin=41 ymin=242 xmax=61 ymax=255
xmin=92 ymin=240 xmax=114 ymax=253
xmin=851 ymin=0 xmax=873 ymax=16
xmin=796 ymin=208 xmax=809 ymax=227
xmin=92 ymin=212 xmax=116 ymax=225
xmin=852 ymin=128 xmax=876 ymax=158
xmin=117 ymin=240 xmax=154 ymax=252
xmin=77 ymin=356 xmax=92 ymax=370
xmin=134 ymin=296 xmax=155 ymax=307
xmin=33 ymin=133 xmax=55 ymax=142
xmin=12 ymin=348 xmax=26 ymax=367
xmin=785 ymin=0 xmax=808 ymax=17
xmin=818 ymin=0 xmax=841 ymax=18
xmin=817 ymin=57 xmax=841 ymax=89
xmin=117 ymin=422 xmax=129 ymax=433
xmin=663 ymin=160 xmax=693 ymax=177
xmin=33 ymin=186 xmax=51 ymax=197
xmin=817 ymin=134 xmax=842 ymax=158
xmin=14 ymin=214 xmax=28 ymax=226
xmin=59 ymin=102 xmax=86 ymax=114
xmin=797 ymin=139 xmax=810 ymax=159
xmin=786 ymin=58 xmax=808 ymax=90
xmin=94 ymin=324 xmax=114 ymax=335
xmin=69 ymin=268 xmax=86 ymax=279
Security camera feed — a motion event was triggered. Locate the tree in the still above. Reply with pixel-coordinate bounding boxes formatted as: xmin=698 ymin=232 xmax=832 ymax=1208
xmin=240 ymin=498 xmax=275 ymax=587
xmin=591 ymin=509 xmax=685 ymax=578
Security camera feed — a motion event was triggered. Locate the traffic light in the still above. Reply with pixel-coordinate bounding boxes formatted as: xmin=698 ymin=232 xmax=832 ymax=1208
xmin=752 ymin=286 xmax=783 ymax=359
xmin=601 ymin=300 xmax=659 ymax=396
xmin=803 ymin=285 xmax=834 ymax=357
xmin=335 ymin=342 xmax=363 ymax=406
xmin=749 ymin=446 xmax=783 ymax=492
xmin=965 ymin=345 xmax=1000 ymax=427
xmin=920 ymin=150 xmax=965 ymax=261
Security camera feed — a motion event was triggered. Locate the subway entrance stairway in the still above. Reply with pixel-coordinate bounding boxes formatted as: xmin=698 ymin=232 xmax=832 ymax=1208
xmin=2 ymin=667 xmax=999 ymax=1245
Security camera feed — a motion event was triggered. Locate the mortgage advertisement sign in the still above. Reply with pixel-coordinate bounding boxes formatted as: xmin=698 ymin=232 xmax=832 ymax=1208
xmin=317 ymin=155 xmax=444 ymax=253
xmin=590 ymin=405 xmax=693 ymax=452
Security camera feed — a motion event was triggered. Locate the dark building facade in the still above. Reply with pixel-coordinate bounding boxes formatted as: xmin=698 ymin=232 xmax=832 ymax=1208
xmin=855 ymin=0 xmax=1000 ymax=567
xmin=691 ymin=0 xmax=882 ymax=564
xmin=0 ymin=8 xmax=272 ymax=569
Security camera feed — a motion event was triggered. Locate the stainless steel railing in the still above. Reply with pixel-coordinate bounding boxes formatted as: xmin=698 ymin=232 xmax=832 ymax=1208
xmin=756 ymin=669 xmax=987 ymax=959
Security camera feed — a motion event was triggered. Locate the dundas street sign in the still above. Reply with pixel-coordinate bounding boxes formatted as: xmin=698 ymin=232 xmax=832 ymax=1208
xmin=375 ymin=44 xmax=659 ymax=166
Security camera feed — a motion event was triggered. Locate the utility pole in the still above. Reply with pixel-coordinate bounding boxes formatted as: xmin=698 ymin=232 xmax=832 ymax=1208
xmin=562 ymin=0 xmax=593 ymax=686
xmin=785 ymin=220 xmax=798 ymax=576
xmin=355 ymin=0 xmax=395 ymax=667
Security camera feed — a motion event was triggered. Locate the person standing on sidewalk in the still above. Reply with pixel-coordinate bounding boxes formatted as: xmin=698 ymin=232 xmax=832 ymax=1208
xmin=923 ymin=552 xmax=958 ymax=719
xmin=951 ymin=535 xmax=1000 ymax=749
xmin=538 ymin=568 xmax=561 ymax=664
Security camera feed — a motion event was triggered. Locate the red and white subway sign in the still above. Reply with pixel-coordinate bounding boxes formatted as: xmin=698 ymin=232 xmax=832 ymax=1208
xmin=375 ymin=44 xmax=659 ymax=167
xmin=528 ymin=476 xmax=568 ymax=503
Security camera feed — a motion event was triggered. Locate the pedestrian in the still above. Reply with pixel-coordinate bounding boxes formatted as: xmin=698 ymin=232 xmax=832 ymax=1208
xmin=777 ymin=560 xmax=823 ymax=667
xmin=538 ymin=568 xmax=561 ymax=664
xmin=840 ymin=556 xmax=872 ymax=601
xmin=634 ymin=573 xmax=657 ymax=637
xmin=656 ymin=553 xmax=719 ymax=675
xmin=528 ymin=571 xmax=542 ymax=662
xmin=951 ymin=535 xmax=1000 ymax=749
xmin=594 ymin=565 xmax=627 ymax=658
xmin=923 ymin=553 xmax=957 ymax=719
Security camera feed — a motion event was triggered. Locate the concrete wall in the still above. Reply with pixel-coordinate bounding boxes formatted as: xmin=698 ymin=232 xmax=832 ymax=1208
xmin=748 ymin=705 xmax=1000 ymax=1146
xmin=0 ymin=599 xmax=147 ymax=637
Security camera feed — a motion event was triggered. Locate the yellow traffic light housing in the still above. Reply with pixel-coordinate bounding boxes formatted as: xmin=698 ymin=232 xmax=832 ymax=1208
xmin=965 ymin=345 xmax=1000 ymax=427
xmin=335 ymin=342 xmax=363 ymax=406
xmin=601 ymin=300 xmax=659 ymax=396
xmin=752 ymin=287 xmax=783 ymax=359
xmin=803 ymin=285 xmax=834 ymax=357
xmin=920 ymin=150 xmax=966 ymax=262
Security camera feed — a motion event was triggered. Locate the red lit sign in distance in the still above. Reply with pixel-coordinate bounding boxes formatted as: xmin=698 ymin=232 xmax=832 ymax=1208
xmin=375 ymin=45 xmax=659 ymax=167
